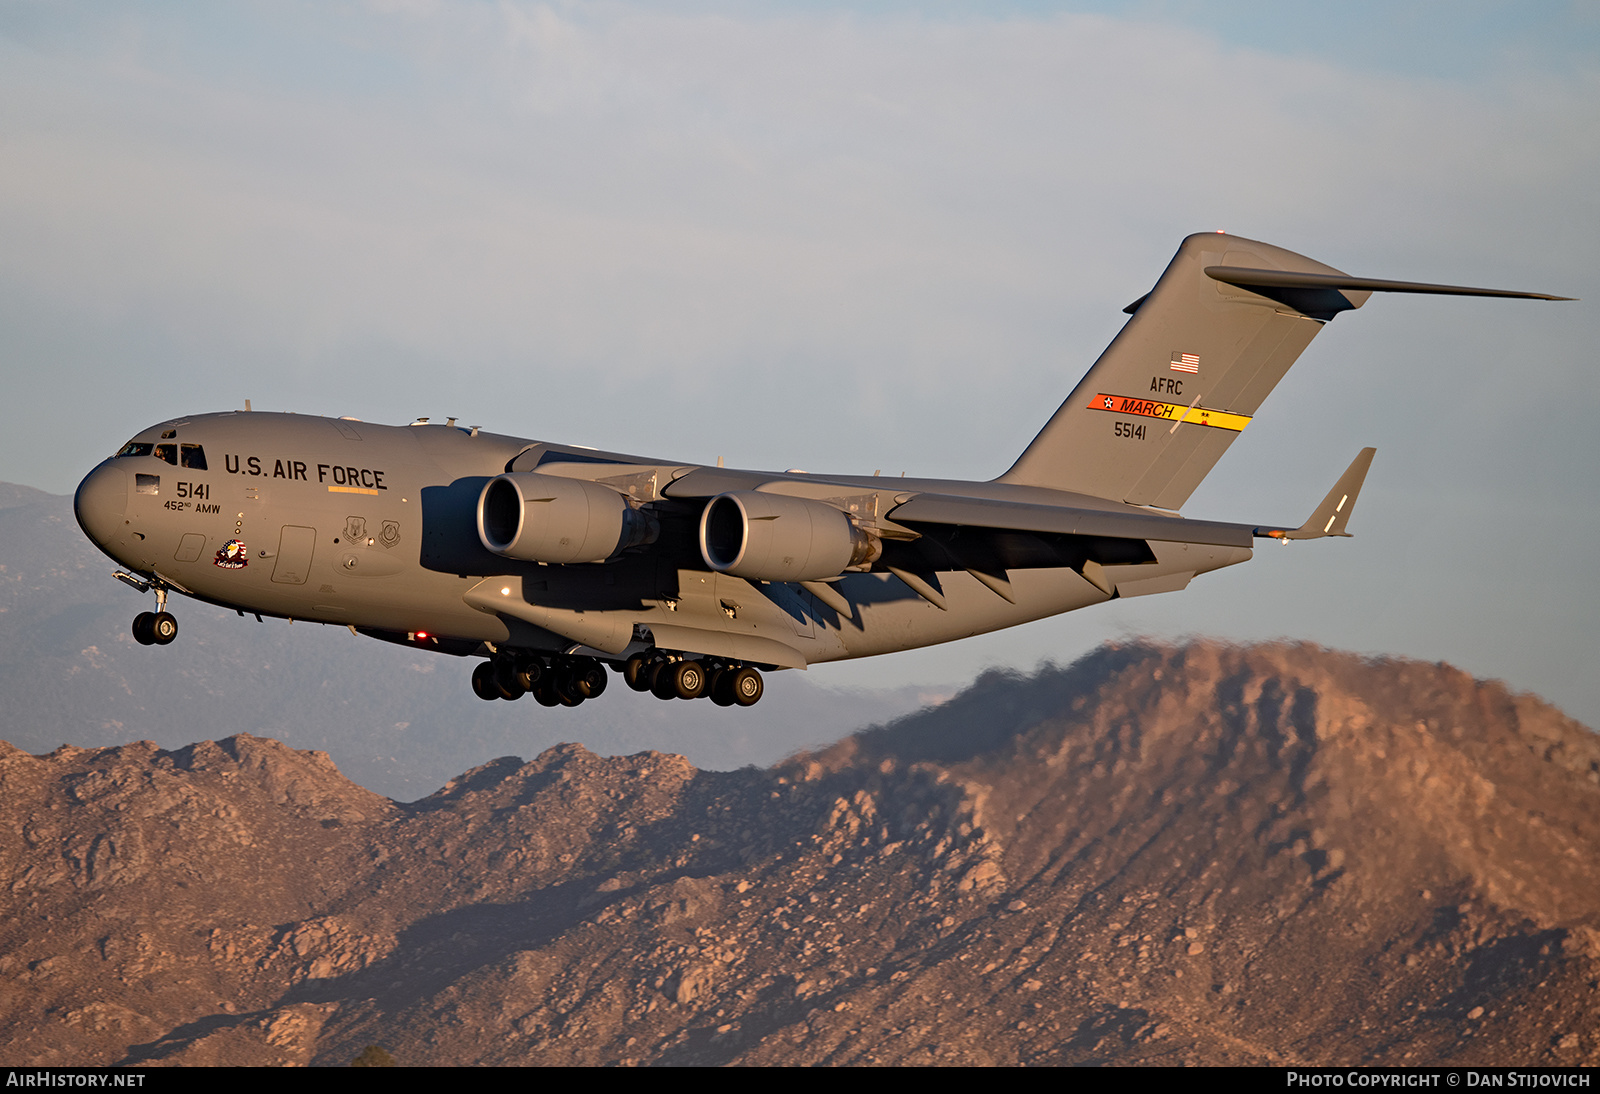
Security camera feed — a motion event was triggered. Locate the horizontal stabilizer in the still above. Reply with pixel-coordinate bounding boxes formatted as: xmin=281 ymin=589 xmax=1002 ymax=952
xmin=1206 ymin=266 xmax=1572 ymax=321
xmin=1256 ymin=447 xmax=1376 ymax=541
xmin=1205 ymin=266 xmax=1573 ymax=302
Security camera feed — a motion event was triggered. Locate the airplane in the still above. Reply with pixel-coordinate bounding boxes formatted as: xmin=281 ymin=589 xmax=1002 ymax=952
xmin=72 ymin=233 xmax=1568 ymax=709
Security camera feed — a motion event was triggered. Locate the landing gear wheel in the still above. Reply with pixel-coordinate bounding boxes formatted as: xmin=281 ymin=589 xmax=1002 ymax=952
xmin=730 ymin=667 xmax=763 ymax=706
xmin=533 ymin=679 xmax=561 ymax=707
xmin=669 ymin=660 xmax=707 ymax=700
xmin=651 ymin=663 xmax=679 ymax=701
xmin=573 ymin=661 xmax=608 ymax=699
xmin=132 ymin=612 xmax=157 ymax=646
xmin=493 ymin=661 xmax=526 ymax=701
xmin=471 ymin=661 xmax=502 ymax=700
xmin=151 ymin=612 xmax=178 ymax=644
xmin=709 ymin=669 xmax=737 ymax=707
xmin=515 ymin=663 xmax=543 ymax=692
xmin=624 ymin=653 xmax=656 ymax=692
xmin=555 ymin=673 xmax=586 ymax=707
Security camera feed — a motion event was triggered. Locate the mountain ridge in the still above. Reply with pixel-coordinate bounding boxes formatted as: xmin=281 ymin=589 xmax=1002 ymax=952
xmin=3 ymin=639 xmax=1596 ymax=1066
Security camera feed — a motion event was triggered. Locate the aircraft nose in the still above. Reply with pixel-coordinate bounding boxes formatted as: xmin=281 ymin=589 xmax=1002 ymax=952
xmin=75 ymin=460 xmax=129 ymax=552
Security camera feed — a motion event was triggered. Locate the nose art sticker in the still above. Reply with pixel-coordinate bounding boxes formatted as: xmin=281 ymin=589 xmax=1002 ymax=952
xmin=215 ymin=539 xmax=249 ymax=569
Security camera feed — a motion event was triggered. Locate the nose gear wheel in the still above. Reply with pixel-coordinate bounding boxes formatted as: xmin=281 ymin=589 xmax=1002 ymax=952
xmin=122 ymin=573 xmax=179 ymax=646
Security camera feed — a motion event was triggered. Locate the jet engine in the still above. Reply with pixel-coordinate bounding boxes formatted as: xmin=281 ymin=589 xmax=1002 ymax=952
xmin=699 ymin=491 xmax=880 ymax=582
xmin=478 ymin=472 xmax=655 ymax=564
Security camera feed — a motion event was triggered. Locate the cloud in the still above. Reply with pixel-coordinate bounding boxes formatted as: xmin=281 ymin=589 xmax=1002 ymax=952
xmin=5 ymin=6 xmax=1592 ymax=404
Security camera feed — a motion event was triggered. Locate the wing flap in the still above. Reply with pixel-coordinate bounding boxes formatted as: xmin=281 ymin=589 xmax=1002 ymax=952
xmin=645 ymin=623 xmax=809 ymax=670
xmin=886 ymin=493 xmax=1254 ymax=548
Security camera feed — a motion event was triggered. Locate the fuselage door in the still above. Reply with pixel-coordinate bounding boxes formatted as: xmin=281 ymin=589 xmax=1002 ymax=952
xmin=271 ymin=526 xmax=317 ymax=585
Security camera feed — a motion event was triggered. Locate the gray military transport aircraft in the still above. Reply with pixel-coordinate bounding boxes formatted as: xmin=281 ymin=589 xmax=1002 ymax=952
xmin=74 ymin=234 xmax=1567 ymax=708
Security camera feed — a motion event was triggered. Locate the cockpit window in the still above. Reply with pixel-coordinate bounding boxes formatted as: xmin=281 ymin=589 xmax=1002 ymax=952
xmin=114 ymin=441 xmax=203 ymax=468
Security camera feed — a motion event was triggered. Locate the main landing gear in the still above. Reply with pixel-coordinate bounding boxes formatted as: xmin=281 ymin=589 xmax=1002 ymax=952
xmin=471 ymin=655 xmax=609 ymax=707
xmin=116 ymin=571 xmax=179 ymax=646
xmin=623 ymin=652 xmax=763 ymax=707
xmin=470 ymin=650 xmax=764 ymax=707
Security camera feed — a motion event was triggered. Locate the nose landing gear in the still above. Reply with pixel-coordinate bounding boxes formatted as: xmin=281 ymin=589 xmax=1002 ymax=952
xmin=117 ymin=571 xmax=179 ymax=646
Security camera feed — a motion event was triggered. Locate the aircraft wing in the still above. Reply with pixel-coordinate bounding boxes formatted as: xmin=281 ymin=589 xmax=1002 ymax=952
xmin=890 ymin=446 xmax=1378 ymax=547
xmin=886 ymin=494 xmax=1255 ymax=548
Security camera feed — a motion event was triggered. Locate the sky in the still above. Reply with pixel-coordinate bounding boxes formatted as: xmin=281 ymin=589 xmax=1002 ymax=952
xmin=2 ymin=1 xmax=1597 ymax=731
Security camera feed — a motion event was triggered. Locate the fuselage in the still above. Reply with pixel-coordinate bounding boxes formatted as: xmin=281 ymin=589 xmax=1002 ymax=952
xmin=73 ymin=410 xmax=1250 ymax=673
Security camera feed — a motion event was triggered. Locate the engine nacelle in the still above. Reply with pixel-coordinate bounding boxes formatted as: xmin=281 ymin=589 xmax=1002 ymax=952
xmin=477 ymin=472 xmax=654 ymax=564
xmin=699 ymin=491 xmax=880 ymax=582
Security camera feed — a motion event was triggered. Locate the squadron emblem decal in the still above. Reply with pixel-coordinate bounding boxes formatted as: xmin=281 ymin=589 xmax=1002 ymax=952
xmin=214 ymin=539 xmax=249 ymax=569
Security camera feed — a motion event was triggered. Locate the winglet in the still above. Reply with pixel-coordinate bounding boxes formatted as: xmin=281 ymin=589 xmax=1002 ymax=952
xmin=1257 ymin=447 xmax=1376 ymax=541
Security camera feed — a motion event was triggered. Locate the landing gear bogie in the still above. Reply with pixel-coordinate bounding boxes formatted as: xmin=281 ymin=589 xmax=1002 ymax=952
xmin=472 ymin=649 xmax=762 ymax=707
xmin=470 ymin=653 xmax=608 ymax=705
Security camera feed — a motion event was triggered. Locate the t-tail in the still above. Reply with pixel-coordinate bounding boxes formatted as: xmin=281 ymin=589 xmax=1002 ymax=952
xmin=998 ymin=232 xmax=1569 ymax=509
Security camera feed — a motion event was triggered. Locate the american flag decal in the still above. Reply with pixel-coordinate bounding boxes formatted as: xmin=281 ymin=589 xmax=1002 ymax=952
xmin=1170 ymin=352 xmax=1200 ymax=374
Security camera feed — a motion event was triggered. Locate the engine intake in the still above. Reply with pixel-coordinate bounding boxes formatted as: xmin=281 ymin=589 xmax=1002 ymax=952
xmin=478 ymin=472 xmax=654 ymax=564
xmin=699 ymin=491 xmax=880 ymax=582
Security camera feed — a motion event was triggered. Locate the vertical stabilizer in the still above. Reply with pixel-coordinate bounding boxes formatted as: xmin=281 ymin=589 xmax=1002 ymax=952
xmin=999 ymin=234 xmax=1363 ymax=508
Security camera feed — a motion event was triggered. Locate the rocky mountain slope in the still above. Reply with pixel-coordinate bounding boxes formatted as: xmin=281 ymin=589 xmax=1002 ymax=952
xmin=2 ymin=640 xmax=1597 ymax=1066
